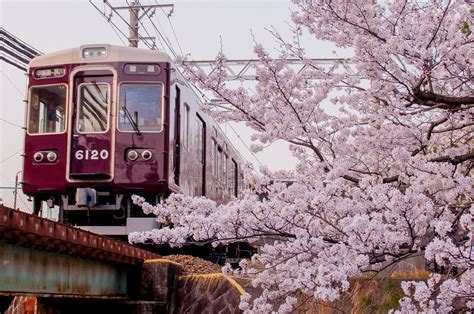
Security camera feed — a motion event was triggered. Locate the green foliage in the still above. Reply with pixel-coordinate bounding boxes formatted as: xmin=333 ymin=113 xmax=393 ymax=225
xmin=359 ymin=295 xmax=373 ymax=311
xmin=355 ymin=279 xmax=405 ymax=313
xmin=461 ymin=21 xmax=471 ymax=35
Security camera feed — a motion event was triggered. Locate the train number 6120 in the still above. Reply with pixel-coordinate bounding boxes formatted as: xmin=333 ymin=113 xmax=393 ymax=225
xmin=75 ymin=149 xmax=109 ymax=160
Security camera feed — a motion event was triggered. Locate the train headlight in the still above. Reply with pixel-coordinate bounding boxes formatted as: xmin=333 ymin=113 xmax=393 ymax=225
xmin=127 ymin=150 xmax=138 ymax=161
xmin=82 ymin=47 xmax=107 ymax=59
xmin=141 ymin=150 xmax=152 ymax=161
xmin=33 ymin=152 xmax=44 ymax=162
xmin=46 ymin=151 xmax=58 ymax=162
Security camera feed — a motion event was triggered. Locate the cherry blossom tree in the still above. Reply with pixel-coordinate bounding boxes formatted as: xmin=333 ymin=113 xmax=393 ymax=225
xmin=130 ymin=0 xmax=473 ymax=312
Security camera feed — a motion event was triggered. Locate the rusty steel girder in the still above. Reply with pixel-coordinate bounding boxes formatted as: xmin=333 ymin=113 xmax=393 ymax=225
xmin=0 ymin=205 xmax=160 ymax=297
xmin=0 ymin=205 xmax=158 ymax=265
xmin=0 ymin=240 xmax=129 ymax=297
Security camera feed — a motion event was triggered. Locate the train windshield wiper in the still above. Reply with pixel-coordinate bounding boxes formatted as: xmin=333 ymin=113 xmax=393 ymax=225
xmin=91 ymin=80 xmax=107 ymax=103
xmin=122 ymin=92 xmax=141 ymax=135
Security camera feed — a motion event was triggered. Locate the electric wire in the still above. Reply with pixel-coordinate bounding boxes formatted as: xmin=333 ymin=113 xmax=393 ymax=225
xmin=138 ymin=1 xmax=178 ymax=57
xmin=191 ymin=85 xmax=264 ymax=168
xmin=138 ymin=1 xmax=166 ymax=51
xmin=0 ymin=118 xmax=24 ymax=129
xmin=103 ymin=1 xmax=147 ymax=47
xmin=0 ymin=149 xmax=23 ymax=164
xmin=0 ymin=69 xmax=25 ymax=96
xmin=225 ymin=122 xmax=264 ymax=168
xmin=154 ymin=0 xmax=184 ymax=56
xmin=140 ymin=4 xmax=176 ymax=56
xmin=109 ymin=21 xmax=128 ymax=46
xmin=143 ymin=0 xmax=175 ymax=54
xmin=89 ymin=0 xmax=129 ymax=46
xmin=103 ymin=1 xmax=128 ymax=46
xmin=89 ymin=0 xmax=263 ymax=168
xmin=0 ymin=27 xmax=42 ymax=56
xmin=104 ymin=0 xmax=154 ymax=50
xmin=18 ymin=195 xmax=32 ymax=213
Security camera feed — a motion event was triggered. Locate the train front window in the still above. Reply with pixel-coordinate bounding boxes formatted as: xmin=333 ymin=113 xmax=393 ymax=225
xmin=77 ymin=83 xmax=109 ymax=133
xmin=118 ymin=83 xmax=163 ymax=132
xmin=28 ymin=85 xmax=66 ymax=134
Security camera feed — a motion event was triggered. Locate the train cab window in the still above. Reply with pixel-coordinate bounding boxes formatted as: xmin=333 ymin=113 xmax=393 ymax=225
xmin=28 ymin=85 xmax=66 ymax=134
xmin=77 ymin=83 xmax=109 ymax=133
xmin=118 ymin=83 xmax=163 ymax=132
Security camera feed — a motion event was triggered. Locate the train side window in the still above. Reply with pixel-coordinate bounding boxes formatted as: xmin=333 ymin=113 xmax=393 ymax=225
xmin=211 ymin=139 xmax=216 ymax=177
xmin=231 ymin=159 xmax=238 ymax=197
xmin=211 ymin=127 xmax=218 ymax=178
xmin=183 ymin=103 xmax=190 ymax=149
xmin=77 ymin=83 xmax=109 ymax=133
xmin=196 ymin=118 xmax=203 ymax=164
xmin=196 ymin=115 xmax=206 ymax=196
xmin=223 ymin=154 xmax=228 ymax=188
xmin=28 ymin=85 xmax=66 ymax=134
xmin=239 ymin=172 xmax=245 ymax=194
xmin=118 ymin=83 xmax=163 ymax=132
xmin=217 ymin=146 xmax=223 ymax=183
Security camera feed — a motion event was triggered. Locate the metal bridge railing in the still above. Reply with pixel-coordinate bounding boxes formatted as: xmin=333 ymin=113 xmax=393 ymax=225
xmin=0 ymin=186 xmax=59 ymax=219
xmin=0 ymin=187 xmax=33 ymax=214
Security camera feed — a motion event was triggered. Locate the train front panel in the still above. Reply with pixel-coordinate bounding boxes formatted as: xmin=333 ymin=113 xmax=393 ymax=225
xmin=22 ymin=45 xmax=172 ymax=233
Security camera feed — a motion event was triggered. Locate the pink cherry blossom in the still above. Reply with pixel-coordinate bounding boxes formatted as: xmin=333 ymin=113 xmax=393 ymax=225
xmin=131 ymin=1 xmax=473 ymax=312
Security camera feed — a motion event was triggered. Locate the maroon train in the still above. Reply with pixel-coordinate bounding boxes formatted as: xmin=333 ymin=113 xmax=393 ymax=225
xmin=22 ymin=44 xmax=244 ymax=236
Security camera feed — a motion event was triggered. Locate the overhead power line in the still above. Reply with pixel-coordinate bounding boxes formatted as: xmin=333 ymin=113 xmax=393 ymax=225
xmin=0 ymin=54 xmax=27 ymax=72
xmin=91 ymin=0 xmax=174 ymax=49
xmin=0 ymin=28 xmax=42 ymax=57
xmin=0 ymin=149 xmax=23 ymax=164
xmin=0 ymin=118 xmax=24 ymax=130
xmin=153 ymin=0 xmax=183 ymax=56
xmin=0 ymin=28 xmax=42 ymax=72
xmin=138 ymin=1 xmax=177 ymax=57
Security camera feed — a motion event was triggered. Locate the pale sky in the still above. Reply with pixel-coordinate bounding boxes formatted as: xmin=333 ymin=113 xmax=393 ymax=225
xmin=0 ymin=0 xmax=342 ymax=204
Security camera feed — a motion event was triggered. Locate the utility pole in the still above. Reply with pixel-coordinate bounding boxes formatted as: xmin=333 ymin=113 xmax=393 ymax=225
xmin=129 ymin=2 xmax=139 ymax=47
xmin=105 ymin=1 xmax=174 ymax=48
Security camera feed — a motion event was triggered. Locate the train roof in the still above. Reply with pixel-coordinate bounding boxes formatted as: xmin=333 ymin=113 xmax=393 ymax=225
xmin=29 ymin=44 xmax=172 ymax=67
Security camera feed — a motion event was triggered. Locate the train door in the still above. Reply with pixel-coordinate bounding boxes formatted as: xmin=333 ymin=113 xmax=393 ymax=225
xmin=173 ymin=86 xmax=181 ymax=185
xmin=69 ymin=75 xmax=113 ymax=179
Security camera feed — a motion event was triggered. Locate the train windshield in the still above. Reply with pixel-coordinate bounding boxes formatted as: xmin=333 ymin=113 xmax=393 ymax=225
xmin=77 ymin=83 xmax=109 ymax=133
xmin=28 ymin=85 xmax=66 ymax=134
xmin=118 ymin=83 xmax=163 ymax=132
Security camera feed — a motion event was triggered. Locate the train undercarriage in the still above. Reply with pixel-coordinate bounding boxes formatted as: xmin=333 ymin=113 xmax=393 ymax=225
xmin=32 ymin=188 xmax=162 ymax=236
xmin=32 ymin=188 xmax=257 ymax=266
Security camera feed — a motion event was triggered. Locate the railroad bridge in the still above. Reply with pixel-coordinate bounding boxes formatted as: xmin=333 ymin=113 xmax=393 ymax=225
xmin=0 ymin=205 xmax=245 ymax=313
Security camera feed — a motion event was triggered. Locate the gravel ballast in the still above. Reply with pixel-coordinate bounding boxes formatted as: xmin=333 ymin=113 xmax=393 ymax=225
xmin=163 ymin=254 xmax=223 ymax=274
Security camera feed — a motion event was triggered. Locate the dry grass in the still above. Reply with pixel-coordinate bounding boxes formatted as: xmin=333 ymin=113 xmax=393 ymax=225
xmin=291 ymin=271 xmax=432 ymax=314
